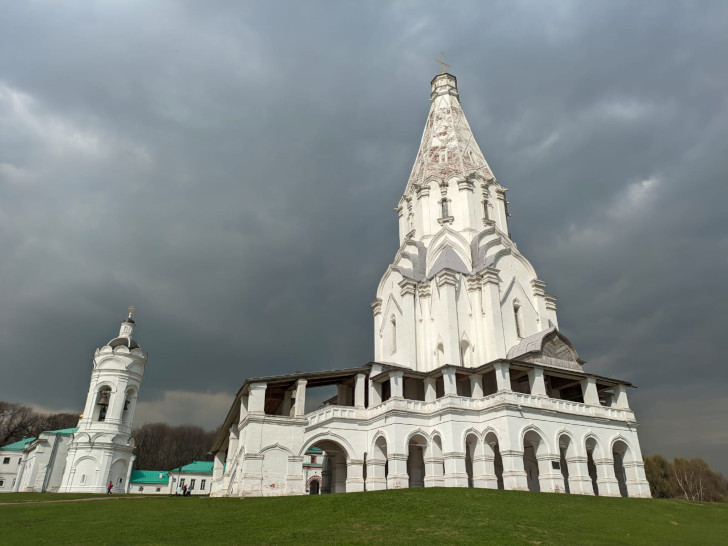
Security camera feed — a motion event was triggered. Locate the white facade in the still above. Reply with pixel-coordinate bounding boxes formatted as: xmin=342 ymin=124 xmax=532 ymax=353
xmin=210 ymin=73 xmax=651 ymax=499
xmin=0 ymin=438 xmax=34 ymax=492
xmin=59 ymin=309 xmax=146 ymax=493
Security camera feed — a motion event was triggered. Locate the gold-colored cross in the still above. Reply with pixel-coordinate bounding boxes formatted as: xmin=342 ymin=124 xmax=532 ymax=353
xmin=435 ymin=52 xmax=450 ymax=74
xmin=128 ymin=305 xmax=135 ymax=316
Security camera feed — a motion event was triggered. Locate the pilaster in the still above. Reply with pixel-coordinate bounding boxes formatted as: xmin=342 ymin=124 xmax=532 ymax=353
xmin=481 ymin=267 xmax=506 ymax=359
xmin=435 ymin=270 xmax=460 ymax=365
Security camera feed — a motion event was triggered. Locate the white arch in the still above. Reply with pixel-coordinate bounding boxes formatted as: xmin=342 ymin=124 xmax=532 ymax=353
xmin=260 ymin=443 xmax=294 ymax=456
xmin=583 ymin=432 xmax=605 ymax=459
xmin=521 ymin=424 xmax=552 ymax=454
xmin=426 ymin=227 xmax=472 ymax=274
xmin=300 ymin=432 xmax=356 ymax=461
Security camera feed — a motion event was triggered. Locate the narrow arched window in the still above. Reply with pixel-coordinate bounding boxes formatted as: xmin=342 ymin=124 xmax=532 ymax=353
xmin=440 ymin=199 xmax=449 ymax=219
xmin=390 ymin=316 xmax=397 ymax=354
xmin=483 ymin=199 xmax=490 ymax=220
xmin=513 ymin=301 xmax=523 ymax=339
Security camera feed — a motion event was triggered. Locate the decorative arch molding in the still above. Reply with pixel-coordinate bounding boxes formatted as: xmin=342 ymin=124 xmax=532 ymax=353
xmin=609 ymin=434 xmax=635 ymax=455
xmin=299 ymin=432 xmax=356 ymax=461
xmin=461 ymin=427 xmax=483 ymax=447
xmin=94 ymin=382 xmax=117 ymax=394
xmin=500 ymin=278 xmax=537 ymax=310
xmin=260 ymin=443 xmax=294 ymax=456
xmin=370 ymin=431 xmax=389 ymax=453
xmin=375 ymin=266 xmax=400 ymax=299
xmin=482 ymin=427 xmax=500 ymax=443
xmin=404 ymin=428 xmax=431 ymax=450
xmin=582 ymin=432 xmax=605 ymax=459
xmin=488 ymin=246 xmax=538 ymax=280
xmin=72 ymin=455 xmax=98 ymax=469
xmin=379 ymin=295 xmax=404 ymax=336
xmin=426 ymin=226 xmax=472 ymax=275
xmin=520 ymin=424 xmax=551 ymax=452
xmin=74 ymin=432 xmax=92 ymax=444
xmin=306 ymin=475 xmax=322 ymax=487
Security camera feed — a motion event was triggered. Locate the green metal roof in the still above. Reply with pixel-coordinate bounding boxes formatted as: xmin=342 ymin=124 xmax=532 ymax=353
xmin=130 ymin=470 xmax=169 ymax=484
xmin=170 ymin=460 xmax=214 ymax=474
xmin=44 ymin=427 xmax=79 ymax=435
xmin=0 ymin=437 xmax=36 ymax=451
xmin=306 ymin=447 xmax=324 ymax=454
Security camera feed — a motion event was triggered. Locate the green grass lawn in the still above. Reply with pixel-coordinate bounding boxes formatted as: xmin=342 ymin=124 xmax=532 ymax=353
xmin=1 ymin=488 xmax=726 ymax=545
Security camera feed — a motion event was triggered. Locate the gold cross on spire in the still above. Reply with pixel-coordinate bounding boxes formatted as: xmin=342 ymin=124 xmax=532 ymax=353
xmin=128 ymin=305 xmax=135 ymax=316
xmin=435 ymin=52 xmax=450 ymax=74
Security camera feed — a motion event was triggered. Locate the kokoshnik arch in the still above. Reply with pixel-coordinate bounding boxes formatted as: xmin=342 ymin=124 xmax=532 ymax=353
xmin=209 ymin=72 xmax=652 ymax=498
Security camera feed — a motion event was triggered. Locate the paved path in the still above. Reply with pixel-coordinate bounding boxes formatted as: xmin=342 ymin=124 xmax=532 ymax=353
xmin=0 ymin=496 xmax=153 ymax=506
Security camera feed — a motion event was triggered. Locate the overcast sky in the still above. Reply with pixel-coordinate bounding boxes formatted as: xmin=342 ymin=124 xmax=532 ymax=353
xmin=1 ymin=1 xmax=726 ymax=472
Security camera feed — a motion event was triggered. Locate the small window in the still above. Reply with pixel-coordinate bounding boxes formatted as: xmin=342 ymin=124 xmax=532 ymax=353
xmin=483 ymin=199 xmax=490 ymax=220
xmin=2 ymin=457 xmax=9 ymax=464
xmin=0 ymin=480 xmax=4 ymax=487
xmin=390 ymin=316 xmax=397 ymax=355
xmin=440 ymin=199 xmax=449 ymax=219
xmin=180 ymin=478 xmax=186 ymax=486
xmin=139 ymin=486 xmax=144 ymax=492
xmin=514 ymin=302 xmax=524 ymax=339
xmin=190 ymin=479 xmax=196 ymax=488
xmin=200 ymin=479 xmax=206 ymax=490
xmin=156 ymin=487 xmax=161 ymax=492
xmin=311 ymin=456 xmax=317 ymax=464
xmin=118 ymin=477 xmax=123 ymax=485
xmin=80 ymin=474 xmax=86 ymax=485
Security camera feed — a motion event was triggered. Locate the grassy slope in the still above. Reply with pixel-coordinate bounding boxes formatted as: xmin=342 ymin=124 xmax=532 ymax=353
xmin=1 ymin=488 xmax=726 ymax=545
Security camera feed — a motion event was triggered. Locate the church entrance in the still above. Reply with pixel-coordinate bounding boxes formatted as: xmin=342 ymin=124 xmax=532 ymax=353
xmin=310 ymin=440 xmax=349 ymax=494
xmin=407 ymin=435 xmax=427 ymax=488
xmin=523 ymin=430 xmax=545 ymax=493
xmin=309 ymin=479 xmax=320 ymax=495
xmin=585 ymin=437 xmax=600 ymax=496
xmin=613 ymin=441 xmax=630 ymax=498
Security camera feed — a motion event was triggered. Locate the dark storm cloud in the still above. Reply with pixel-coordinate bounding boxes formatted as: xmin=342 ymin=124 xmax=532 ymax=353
xmin=1 ymin=1 xmax=726 ymax=471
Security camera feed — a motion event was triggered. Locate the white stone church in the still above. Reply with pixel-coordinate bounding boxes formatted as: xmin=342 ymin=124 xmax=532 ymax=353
xmin=209 ymin=72 xmax=652 ymax=498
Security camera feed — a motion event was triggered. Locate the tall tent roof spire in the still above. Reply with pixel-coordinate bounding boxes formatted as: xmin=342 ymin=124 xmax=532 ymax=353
xmin=404 ymin=72 xmax=494 ymax=195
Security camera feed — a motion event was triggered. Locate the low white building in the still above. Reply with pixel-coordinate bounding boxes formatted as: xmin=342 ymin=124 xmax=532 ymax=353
xmin=169 ymin=461 xmax=213 ymax=495
xmin=209 ymin=71 xmax=651 ymax=499
xmin=304 ymin=447 xmax=323 ymax=494
xmin=0 ymin=437 xmax=34 ymax=493
xmin=128 ymin=470 xmax=170 ymax=494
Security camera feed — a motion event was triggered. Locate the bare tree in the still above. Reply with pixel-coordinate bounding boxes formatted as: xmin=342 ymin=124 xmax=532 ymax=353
xmin=0 ymin=402 xmax=42 ymax=446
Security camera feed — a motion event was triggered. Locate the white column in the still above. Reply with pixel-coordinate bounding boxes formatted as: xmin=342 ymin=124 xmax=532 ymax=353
xmin=595 ymin=457 xmax=621 ymax=497
xmin=365 ymin=458 xmax=387 ymax=491
xmin=435 ymin=270 xmax=461 ymax=365
xmin=466 ymin=275 xmax=487 ymax=366
xmin=566 ymin=456 xmax=594 ymax=495
xmin=281 ymin=390 xmax=292 ymax=417
xmin=294 ymin=379 xmax=307 ymax=416
xmin=354 ymin=374 xmax=366 ymax=408
xmin=345 ymin=459 xmax=365 ymax=493
xmin=537 ymin=453 xmax=567 ymax=493
xmin=442 ymin=367 xmax=457 ymax=396
xmin=493 ymin=362 xmax=511 ymax=391
xmin=247 ymin=382 xmax=267 ymax=414
xmin=443 ymin=452 xmax=468 ymax=487
xmin=387 ymin=453 xmax=408 ymax=489
xmin=418 ymin=282 xmax=433 ymax=371
xmin=528 ymin=368 xmax=547 ymax=396
xmin=481 ymin=268 xmax=506 ymax=360
xmin=613 ymin=384 xmax=630 ymax=409
xmin=470 ymin=374 xmax=483 ymax=398
xmin=372 ymin=299 xmax=383 ymax=361
xmin=424 ymin=377 xmax=437 ymax=402
xmin=580 ymin=377 xmax=600 ymax=405
xmin=399 ymin=279 xmax=418 ymax=367
xmin=389 ymin=370 xmax=404 ymax=399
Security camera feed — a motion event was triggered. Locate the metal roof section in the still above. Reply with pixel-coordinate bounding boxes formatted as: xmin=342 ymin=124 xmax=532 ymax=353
xmin=170 ymin=460 xmax=214 ymax=474
xmin=130 ymin=470 xmax=169 ymax=484
xmin=0 ymin=437 xmax=36 ymax=451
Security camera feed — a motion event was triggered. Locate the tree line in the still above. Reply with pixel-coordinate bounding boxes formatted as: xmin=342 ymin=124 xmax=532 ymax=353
xmin=643 ymin=455 xmax=727 ymax=502
xmin=0 ymin=401 xmax=78 ymax=446
xmin=0 ymin=401 xmax=216 ymax=472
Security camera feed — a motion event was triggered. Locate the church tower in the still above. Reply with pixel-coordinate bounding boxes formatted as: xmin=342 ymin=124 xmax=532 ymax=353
xmin=373 ymin=72 xmax=559 ymax=371
xmin=59 ymin=307 xmax=147 ymax=493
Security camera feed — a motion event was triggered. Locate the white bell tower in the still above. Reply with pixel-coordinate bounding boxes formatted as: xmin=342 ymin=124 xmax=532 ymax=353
xmin=59 ymin=307 xmax=147 ymax=493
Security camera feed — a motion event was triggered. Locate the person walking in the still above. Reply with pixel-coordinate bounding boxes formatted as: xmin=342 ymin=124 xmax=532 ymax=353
xmin=107 ymin=481 xmax=113 ymax=494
